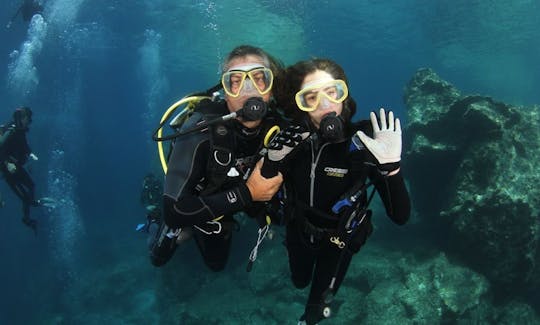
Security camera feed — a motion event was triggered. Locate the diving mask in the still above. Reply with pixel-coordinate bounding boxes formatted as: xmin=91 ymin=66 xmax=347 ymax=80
xmin=221 ymin=64 xmax=274 ymax=98
xmin=295 ymin=79 xmax=348 ymax=112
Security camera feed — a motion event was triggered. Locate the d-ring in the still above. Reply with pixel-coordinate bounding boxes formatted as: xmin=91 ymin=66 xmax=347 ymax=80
xmin=214 ymin=150 xmax=231 ymax=166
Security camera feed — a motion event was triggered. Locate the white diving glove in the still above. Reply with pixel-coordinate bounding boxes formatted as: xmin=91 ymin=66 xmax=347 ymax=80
xmin=30 ymin=153 xmax=38 ymax=161
xmin=356 ymin=108 xmax=402 ymax=174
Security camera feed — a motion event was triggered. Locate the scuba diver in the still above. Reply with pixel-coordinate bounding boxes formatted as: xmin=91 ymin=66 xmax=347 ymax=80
xmin=273 ymin=59 xmax=411 ymax=325
xmin=136 ymin=173 xmax=163 ymax=233
xmin=1 ymin=107 xmax=54 ymax=234
xmin=6 ymin=0 xmax=44 ymax=28
xmin=149 ymin=45 xmax=295 ymax=271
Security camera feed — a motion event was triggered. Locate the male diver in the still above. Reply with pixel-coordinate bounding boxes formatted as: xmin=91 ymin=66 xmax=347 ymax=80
xmin=148 ymin=45 xmax=296 ymax=271
xmin=1 ymin=107 xmax=55 ymax=233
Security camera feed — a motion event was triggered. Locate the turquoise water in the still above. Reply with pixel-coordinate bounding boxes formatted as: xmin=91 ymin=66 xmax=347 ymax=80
xmin=0 ymin=1 xmax=539 ymax=324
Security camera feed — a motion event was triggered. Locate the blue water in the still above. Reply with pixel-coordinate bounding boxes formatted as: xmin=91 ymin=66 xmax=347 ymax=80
xmin=0 ymin=1 xmax=539 ymax=324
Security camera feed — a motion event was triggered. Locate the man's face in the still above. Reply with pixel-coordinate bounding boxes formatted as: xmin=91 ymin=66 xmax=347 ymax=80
xmin=224 ymin=55 xmax=272 ymax=129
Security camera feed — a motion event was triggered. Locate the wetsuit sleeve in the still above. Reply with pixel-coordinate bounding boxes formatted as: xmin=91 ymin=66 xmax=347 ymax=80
xmin=0 ymin=138 xmax=8 ymax=163
xmin=0 ymin=127 xmax=10 ymax=146
xmin=352 ymin=120 xmax=411 ymax=225
xmin=0 ymin=129 xmax=31 ymax=165
xmin=166 ymin=181 xmax=253 ymax=228
xmin=162 ymin=133 xmax=253 ymax=229
xmin=21 ymin=134 xmax=31 ymax=163
xmin=372 ymin=170 xmax=410 ymax=225
xmin=0 ymin=125 xmax=14 ymax=161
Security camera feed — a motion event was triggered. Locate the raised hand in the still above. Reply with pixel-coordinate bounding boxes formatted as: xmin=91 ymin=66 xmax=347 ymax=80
xmin=356 ymin=108 xmax=402 ymax=171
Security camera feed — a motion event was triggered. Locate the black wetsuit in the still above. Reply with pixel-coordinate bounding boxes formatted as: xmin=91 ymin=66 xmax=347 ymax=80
xmin=0 ymin=123 xmax=37 ymax=225
xmin=284 ymin=120 xmax=410 ymax=324
xmin=150 ymin=99 xmax=283 ymax=271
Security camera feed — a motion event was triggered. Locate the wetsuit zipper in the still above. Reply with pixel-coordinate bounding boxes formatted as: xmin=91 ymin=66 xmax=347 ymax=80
xmin=309 ymin=141 xmax=330 ymax=207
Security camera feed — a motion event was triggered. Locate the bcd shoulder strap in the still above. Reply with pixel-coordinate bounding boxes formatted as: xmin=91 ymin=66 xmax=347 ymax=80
xmin=202 ymin=122 xmax=235 ymax=195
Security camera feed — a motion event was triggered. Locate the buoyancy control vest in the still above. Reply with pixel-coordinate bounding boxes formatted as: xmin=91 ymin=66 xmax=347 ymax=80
xmin=163 ymin=98 xmax=284 ymax=200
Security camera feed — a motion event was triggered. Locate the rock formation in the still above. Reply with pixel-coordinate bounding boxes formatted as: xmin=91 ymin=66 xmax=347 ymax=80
xmin=403 ymin=68 xmax=540 ymax=293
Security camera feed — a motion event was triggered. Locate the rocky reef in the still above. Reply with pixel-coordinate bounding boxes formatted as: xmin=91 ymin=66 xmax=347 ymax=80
xmin=403 ymin=68 xmax=540 ymax=294
xmin=36 ymin=69 xmax=540 ymax=325
xmin=45 ymin=237 xmax=539 ymax=324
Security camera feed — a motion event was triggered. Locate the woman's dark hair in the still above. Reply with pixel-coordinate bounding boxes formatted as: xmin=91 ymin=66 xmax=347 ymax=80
xmin=275 ymin=58 xmax=356 ymax=123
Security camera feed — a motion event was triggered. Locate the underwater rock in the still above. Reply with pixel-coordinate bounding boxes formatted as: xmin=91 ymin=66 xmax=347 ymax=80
xmin=399 ymin=253 xmax=489 ymax=321
xmin=246 ymin=244 xmax=291 ymax=294
xmin=362 ymin=281 xmax=411 ymax=324
xmin=430 ymin=253 xmax=489 ymax=314
xmin=496 ymin=301 xmax=540 ymax=324
xmin=403 ymin=68 xmax=540 ymax=292
xmin=351 ymin=247 xmax=489 ymax=324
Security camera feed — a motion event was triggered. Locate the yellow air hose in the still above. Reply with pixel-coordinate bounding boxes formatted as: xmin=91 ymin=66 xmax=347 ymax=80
xmin=157 ymin=97 xmax=280 ymax=225
xmin=157 ymin=96 xmax=210 ymax=174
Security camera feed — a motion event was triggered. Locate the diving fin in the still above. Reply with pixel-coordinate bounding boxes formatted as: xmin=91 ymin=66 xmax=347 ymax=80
xmin=136 ymin=223 xmax=147 ymax=232
xmin=37 ymin=197 xmax=57 ymax=209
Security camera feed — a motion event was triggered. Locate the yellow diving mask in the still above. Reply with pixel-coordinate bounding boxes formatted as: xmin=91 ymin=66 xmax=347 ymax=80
xmin=221 ymin=64 xmax=274 ymax=98
xmin=295 ymin=79 xmax=348 ymax=112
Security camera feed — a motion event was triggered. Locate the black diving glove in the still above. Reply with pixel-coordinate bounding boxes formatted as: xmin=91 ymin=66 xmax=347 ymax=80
xmin=261 ymin=125 xmax=310 ymax=178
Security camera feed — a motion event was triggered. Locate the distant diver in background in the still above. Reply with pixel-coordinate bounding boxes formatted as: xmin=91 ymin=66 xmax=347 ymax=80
xmin=6 ymin=0 xmax=44 ymax=28
xmin=136 ymin=173 xmax=163 ymax=234
xmin=0 ymin=107 xmax=55 ymax=234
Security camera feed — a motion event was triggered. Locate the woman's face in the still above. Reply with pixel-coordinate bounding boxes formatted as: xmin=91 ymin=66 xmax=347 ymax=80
xmin=300 ymin=70 xmax=343 ymax=129
xmin=224 ymin=54 xmax=272 ymax=129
